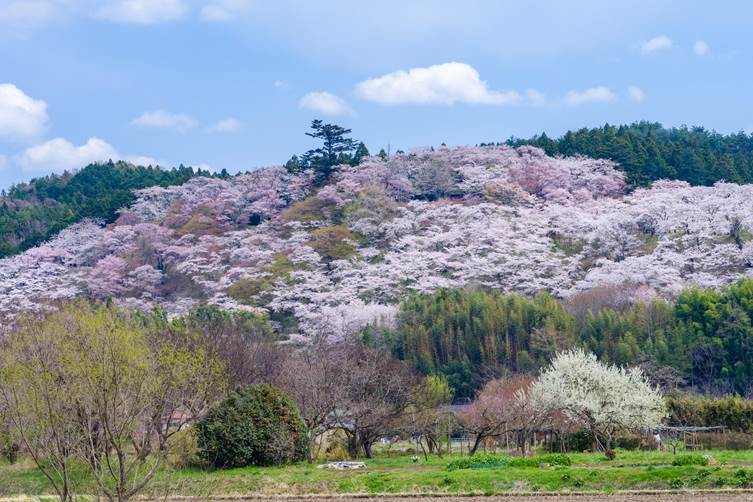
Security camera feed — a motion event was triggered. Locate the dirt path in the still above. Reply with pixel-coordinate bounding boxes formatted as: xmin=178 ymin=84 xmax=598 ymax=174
xmin=243 ymin=494 xmax=753 ymax=502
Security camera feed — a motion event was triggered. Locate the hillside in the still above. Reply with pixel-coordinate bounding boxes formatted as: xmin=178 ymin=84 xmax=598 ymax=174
xmin=1 ymin=144 xmax=752 ymax=342
xmin=0 ymin=161 xmax=212 ymax=257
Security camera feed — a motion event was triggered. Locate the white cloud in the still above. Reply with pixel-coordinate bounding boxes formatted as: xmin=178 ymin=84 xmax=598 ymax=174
xmin=201 ymin=0 xmax=252 ymax=21
xmin=273 ymin=80 xmax=289 ymax=90
xmin=627 ymin=85 xmax=645 ymax=103
xmin=563 ymin=86 xmax=616 ymax=106
xmin=354 ymin=62 xmax=531 ymax=106
xmin=0 ymin=1 xmax=58 ymax=30
xmin=0 ymin=83 xmax=48 ymax=141
xmin=208 ymin=117 xmax=242 ymax=133
xmin=95 ymin=0 xmax=187 ymax=24
xmin=299 ymin=92 xmax=354 ymax=116
xmin=0 ymin=155 xmax=7 ymax=170
xmin=17 ymin=137 xmax=160 ymax=172
xmin=525 ymin=89 xmax=546 ymax=106
xmin=18 ymin=137 xmax=118 ymax=172
xmin=693 ymin=40 xmax=710 ymax=57
xmin=640 ymin=35 xmax=672 ymax=55
xmin=131 ymin=109 xmax=197 ymax=132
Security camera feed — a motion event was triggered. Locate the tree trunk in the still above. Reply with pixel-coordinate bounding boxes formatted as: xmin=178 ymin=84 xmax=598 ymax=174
xmin=361 ymin=437 xmax=373 ymax=459
xmin=469 ymin=433 xmax=484 ymax=456
xmin=346 ymin=433 xmax=360 ymax=459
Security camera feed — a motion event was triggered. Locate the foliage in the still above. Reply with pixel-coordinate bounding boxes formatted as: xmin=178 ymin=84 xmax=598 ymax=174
xmin=0 ymin=161 xmax=209 ymax=258
xmin=293 ymin=120 xmax=361 ymax=184
xmin=196 ymin=384 xmax=308 ymax=468
xmin=386 ymin=279 xmax=753 ymax=396
xmin=0 ymin=301 xmax=224 ymax=502
xmin=308 ymin=225 xmax=359 ymax=263
xmin=458 ymin=376 xmax=539 ymax=455
xmin=666 ymin=396 xmax=753 ymax=432
xmin=507 ymin=121 xmax=753 ymax=187
xmin=167 ymin=427 xmax=201 ymax=469
xmin=334 ymin=344 xmax=416 ymax=459
xmin=385 ymin=290 xmax=574 ymax=398
xmin=672 ymin=454 xmax=709 ymax=466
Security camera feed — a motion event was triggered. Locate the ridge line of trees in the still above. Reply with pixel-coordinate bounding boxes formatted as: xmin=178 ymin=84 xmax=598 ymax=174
xmin=0 ymin=161 xmax=215 ymax=258
xmin=503 ymin=121 xmax=753 ymax=187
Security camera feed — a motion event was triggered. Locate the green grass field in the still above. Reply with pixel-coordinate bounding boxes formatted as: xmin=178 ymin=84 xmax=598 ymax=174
xmin=4 ymin=449 xmax=753 ymax=498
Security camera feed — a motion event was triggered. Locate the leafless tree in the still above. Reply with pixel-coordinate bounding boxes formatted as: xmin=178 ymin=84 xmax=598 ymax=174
xmin=335 ymin=344 xmax=416 ymax=458
xmin=276 ymin=341 xmax=350 ymax=462
xmin=177 ymin=308 xmax=286 ymax=386
xmin=459 ymin=376 xmax=541 ymax=455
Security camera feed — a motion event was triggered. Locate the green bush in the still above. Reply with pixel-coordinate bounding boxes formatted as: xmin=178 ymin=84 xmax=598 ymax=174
xmin=168 ymin=426 xmax=201 ymax=468
xmin=196 ymin=384 xmax=308 ymax=468
xmin=671 ymin=454 xmax=709 ymax=466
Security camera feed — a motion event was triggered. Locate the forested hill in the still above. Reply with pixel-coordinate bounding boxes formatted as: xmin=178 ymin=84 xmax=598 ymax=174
xmin=504 ymin=122 xmax=753 ymax=187
xmin=0 ymin=161 xmax=213 ymax=257
xmin=2 ymin=119 xmax=753 ymax=394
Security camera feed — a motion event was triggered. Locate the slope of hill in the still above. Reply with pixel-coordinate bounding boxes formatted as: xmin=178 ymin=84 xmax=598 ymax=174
xmin=506 ymin=122 xmax=753 ymax=186
xmin=1 ymin=144 xmax=752 ymax=339
xmin=0 ymin=161 xmax=212 ymax=258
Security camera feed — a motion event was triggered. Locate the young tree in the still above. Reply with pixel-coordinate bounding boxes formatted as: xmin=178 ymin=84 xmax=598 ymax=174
xmin=0 ymin=302 xmax=225 ymax=502
xmin=301 ymin=120 xmax=359 ymax=184
xmin=71 ymin=306 xmax=225 ymax=502
xmin=0 ymin=312 xmax=83 ymax=502
xmin=459 ymin=376 xmax=536 ymax=456
xmin=530 ymin=349 xmax=666 ymax=457
xmin=403 ymin=374 xmax=454 ymax=459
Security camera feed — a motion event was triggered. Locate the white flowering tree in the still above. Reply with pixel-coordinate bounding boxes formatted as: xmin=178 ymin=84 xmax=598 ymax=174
xmin=530 ymin=349 xmax=666 ymax=456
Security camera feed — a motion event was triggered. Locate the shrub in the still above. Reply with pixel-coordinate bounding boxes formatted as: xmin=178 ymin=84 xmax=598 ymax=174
xmin=168 ymin=426 xmax=201 ymax=468
xmin=671 ymin=454 xmax=709 ymax=466
xmin=196 ymin=384 xmax=308 ymax=468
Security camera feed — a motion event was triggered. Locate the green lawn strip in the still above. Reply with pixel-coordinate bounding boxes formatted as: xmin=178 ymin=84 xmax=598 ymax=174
xmin=4 ymin=452 xmax=753 ymax=497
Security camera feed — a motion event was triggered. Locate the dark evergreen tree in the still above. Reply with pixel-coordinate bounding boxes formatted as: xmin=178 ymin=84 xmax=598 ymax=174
xmin=300 ymin=120 xmax=359 ymax=184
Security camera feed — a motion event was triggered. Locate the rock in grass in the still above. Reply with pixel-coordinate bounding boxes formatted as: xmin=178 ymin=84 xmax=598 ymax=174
xmin=318 ymin=461 xmax=367 ymax=470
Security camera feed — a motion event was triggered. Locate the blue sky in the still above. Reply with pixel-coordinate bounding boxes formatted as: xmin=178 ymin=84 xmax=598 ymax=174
xmin=0 ymin=0 xmax=752 ymax=188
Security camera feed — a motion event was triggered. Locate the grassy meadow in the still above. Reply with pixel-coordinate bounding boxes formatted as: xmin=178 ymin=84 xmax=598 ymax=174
xmin=5 ymin=449 xmax=753 ymax=498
